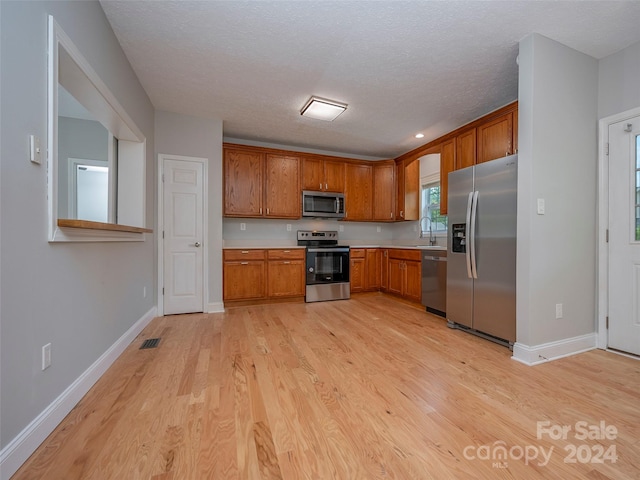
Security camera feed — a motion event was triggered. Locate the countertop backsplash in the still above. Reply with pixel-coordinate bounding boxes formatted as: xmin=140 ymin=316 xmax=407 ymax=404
xmin=222 ymin=218 xmax=447 ymax=249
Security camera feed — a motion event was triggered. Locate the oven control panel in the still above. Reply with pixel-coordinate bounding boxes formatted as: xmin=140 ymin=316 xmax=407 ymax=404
xmin=297 ymin=230 xmax=338 ymax=240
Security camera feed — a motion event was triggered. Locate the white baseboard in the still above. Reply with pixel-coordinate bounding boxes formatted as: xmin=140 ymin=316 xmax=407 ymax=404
xmin=207 ymin=302 xmax=225 ymax=313
xmin=512 ymin=333 xmax=597 ymax=366
xmin=0 ymin=307 xmax=157 ymax=480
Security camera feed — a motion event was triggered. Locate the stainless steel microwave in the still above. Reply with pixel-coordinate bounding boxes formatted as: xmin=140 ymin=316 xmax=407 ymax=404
xmin=302 ymin=190 xmax=345 ymax=218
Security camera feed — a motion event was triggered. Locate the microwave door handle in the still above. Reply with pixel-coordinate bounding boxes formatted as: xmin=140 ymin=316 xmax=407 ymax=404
xmin=336 ymin=198 xmax=339 ymax=214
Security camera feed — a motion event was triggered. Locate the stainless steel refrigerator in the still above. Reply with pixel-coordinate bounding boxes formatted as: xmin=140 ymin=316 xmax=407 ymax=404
xmin=446 ymin=155 xmax=517 ymax=346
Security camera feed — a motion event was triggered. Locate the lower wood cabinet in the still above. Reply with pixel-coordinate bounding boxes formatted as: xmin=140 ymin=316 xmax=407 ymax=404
xmin=267 ymin=249 xmax=305 ymax=298
xmin=386 ymin=249 xmax=422 ymax=303
xmin=350 ymin=249 xmax=366 ymax=293
xmin=350 ymin=248 xmax=383 ymax=294
xmin=223 ymin=249 xmax=266 ymax=301
xmin=223 ymin=249 xmax=305 ymax=302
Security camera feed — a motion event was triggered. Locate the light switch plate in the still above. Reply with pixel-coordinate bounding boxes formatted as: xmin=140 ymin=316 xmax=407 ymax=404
xmin=30 ymin=135 xmax=42 ymax=164
xmin=536 ymin=198 xmax=545 ymax=215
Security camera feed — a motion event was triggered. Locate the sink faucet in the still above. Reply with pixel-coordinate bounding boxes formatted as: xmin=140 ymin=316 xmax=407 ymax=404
xmin=419 ymin=216 xmax=437 ymax=246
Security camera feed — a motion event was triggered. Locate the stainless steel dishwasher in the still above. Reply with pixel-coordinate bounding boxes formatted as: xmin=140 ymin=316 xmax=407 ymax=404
xmin=421 ymin=250 xmax=447 ymax=317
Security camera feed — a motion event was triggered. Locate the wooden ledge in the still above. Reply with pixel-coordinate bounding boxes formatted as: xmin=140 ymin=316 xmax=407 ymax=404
xmin=58 ymin=219 xmax=153 ymax=234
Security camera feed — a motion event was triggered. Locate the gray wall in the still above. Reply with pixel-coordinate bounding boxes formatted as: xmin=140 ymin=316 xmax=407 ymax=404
xmin=57 ymin=116 xmax=109 ymax=218
xmin=155 ymin=110 xmax=224 ymax=308
xmin=598 ymin=39 xmax=640 ymax=118
xmin=516 ymin=33 xmax=598 ymax=346
xmin=0 ymin=0 xmax=154 ymax=449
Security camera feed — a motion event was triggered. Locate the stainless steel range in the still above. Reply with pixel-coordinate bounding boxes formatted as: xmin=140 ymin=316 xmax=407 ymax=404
xmin=297 ymin=230 xmax=350 ymax=302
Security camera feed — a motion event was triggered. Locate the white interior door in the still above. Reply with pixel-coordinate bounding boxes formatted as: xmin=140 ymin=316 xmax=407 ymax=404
xmin=608 ymin=115 xmax=640 ymax=355
xmin=163 ymin=157 xmax=204 ymax=315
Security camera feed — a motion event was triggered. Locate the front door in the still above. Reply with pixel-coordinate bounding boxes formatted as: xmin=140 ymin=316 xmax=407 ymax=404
xmin=608 ymin=115 xmax=640 ymax=355
xmin=163 ymin=156 xmax=204 ymax=315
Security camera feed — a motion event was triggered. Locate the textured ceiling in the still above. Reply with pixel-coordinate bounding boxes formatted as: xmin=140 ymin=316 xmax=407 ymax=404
xmin=100 ymin=1 xmax=640 ymax=159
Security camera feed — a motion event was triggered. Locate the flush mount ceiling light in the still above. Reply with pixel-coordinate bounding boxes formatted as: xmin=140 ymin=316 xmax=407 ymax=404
xmin=300 ymin=96 xmax=347 ymax=121
xmin=415 ymin=133 xmax=425 ymax=139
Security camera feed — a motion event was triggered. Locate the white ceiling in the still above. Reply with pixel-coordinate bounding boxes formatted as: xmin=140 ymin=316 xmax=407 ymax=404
xmin=100 ymin=1 xmax=640 ymax=159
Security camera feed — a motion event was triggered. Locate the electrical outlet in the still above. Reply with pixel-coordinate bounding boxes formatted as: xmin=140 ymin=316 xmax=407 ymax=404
xmin=286 ymin=224 xmax=291 ymax=231
xmin=555 ymin=303 xmax=563 ymax=319
xmin=339 ymin=225 xmax=344 ymax=232
xmin=377 ymin=226 xmax=381 ymax=233
xmin=240 ymin=223 xmax=246 ymax=231
xmin=537 ymin=198 xmax=545 ymax=215
xmin=143 ymin=286 xmax=147 ymax=298
xmin=42 ymin=343 xmax=52 ymax=370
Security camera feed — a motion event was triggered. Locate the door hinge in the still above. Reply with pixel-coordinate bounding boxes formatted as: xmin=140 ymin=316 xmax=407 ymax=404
xmin=606 ymin=316 xmax=609 ymax=329
xmin=605 ymin=143 xmax=609 ymax=156
xmin=606 ymin=229 xmax=609 ymax=243
xmin=162 ymin=230 xmax=165 ymax=239
xmin=162 ymin=173 xmax=165 ymax=182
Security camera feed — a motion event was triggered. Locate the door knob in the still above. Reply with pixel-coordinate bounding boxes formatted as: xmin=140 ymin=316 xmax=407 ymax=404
xmin=194 ymin=242 xmax=201 ymax=247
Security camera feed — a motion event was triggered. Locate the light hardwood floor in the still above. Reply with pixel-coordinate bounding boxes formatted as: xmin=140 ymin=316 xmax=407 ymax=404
xmin=12 ymin=294 xmax=640 ymax=479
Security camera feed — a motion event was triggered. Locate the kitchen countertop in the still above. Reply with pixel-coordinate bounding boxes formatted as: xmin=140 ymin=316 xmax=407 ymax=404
xmin=346 ymin=244 xmax=447 ymax=251
xmin=223 ymin=242 xmax=446 ymax=251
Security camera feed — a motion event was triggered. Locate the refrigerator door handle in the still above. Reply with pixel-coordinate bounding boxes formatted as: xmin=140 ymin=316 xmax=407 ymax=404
xmin=470 ymin=190 xmax=479 ymax=279
xmin=465 ymin=192 xmax=474 ymax=279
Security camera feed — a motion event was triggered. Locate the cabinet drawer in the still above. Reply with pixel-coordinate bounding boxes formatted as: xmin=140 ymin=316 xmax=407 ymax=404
xmin=267 ymin=249 xmax=305 ymax=260
xmin=388 ymin=249 xmax=422 ymax=262
xmin=223 ymin=249 xmax=266 ymax=261
xmin=350 ymin=248 xmax=366 ymax=258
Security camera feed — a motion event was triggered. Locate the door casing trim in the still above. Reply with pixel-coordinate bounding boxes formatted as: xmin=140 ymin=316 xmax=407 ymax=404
xmin=597 ymin=106 xmax=640 ymax=349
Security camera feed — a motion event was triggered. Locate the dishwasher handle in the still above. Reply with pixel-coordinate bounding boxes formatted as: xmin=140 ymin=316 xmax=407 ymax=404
xmin=423 ymin=255 xmax=447 ymax=261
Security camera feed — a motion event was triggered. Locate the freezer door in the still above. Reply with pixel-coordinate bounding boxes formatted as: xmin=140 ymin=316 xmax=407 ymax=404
xmin=446 ymin=166 xmax=474 ymax=328
xmin=472 ymin=155 xmax=517 ymax=342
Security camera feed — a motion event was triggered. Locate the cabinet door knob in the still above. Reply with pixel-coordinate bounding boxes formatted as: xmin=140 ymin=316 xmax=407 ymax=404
xmin=194 ymin=242 xmax=201 ymax=247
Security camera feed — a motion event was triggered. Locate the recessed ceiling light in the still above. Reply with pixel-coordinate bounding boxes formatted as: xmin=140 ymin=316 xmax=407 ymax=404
xmin=415 ymin=133 xmax=425 ymax=139
xmin=301 ymin=96 xmax=347 ymax=121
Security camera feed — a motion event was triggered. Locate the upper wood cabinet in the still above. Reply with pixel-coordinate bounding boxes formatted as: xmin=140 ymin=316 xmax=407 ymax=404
xmin=224 ymin=146 xmax=300 ymax=219
xmin=403 ymin=159 xmax=420 ymax=221
xmin=395 ymin=161 xmax=405 ymax=220
xmin=373 ymin=162 xmax=395 ymax=221
xmin=224 ymin=148 xmax=264 ymax=217
xmin=344 ymin=163 xmax=373 ymax=221
xmin=302 ymin=157 xmax=345 ymax=192
xmin=265 ymin=154 xmax=300 ymax=218
xmin=440 ymin=139 xmax=455 ymax=215
xmin=456 ymin=128 xmax=476 ymax=170
xmin=477 ymin=111 xmax=514 ymax=164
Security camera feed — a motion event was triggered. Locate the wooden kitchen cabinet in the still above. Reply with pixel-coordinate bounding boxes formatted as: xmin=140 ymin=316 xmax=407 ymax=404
xmin=395 ymin=160 xmax=405 ymax=220
xmin=477 ymin=111 xmax=514 ymax=164
xmin=265 ymin=154 xmax=300 ymax=218
xmin=223 ymin=249 xmax=266 ymax=300
xmin=403 ymin=159 xmax=420 ymax=221
xmin=381 ymin=249 xmax=389 ymax=292
xmin=394 ymin=159 xmax=419 ymax=221
xmin=267 ymin=249 xmax=305 ymax=298
xmin=350 ymin=248 xmax=366 ymax=293
xmin=456 ymin=128 xmax=476 ymax=170
xmin=373 ymin=162 xmax=395 ymax=221
xmin=302 ymin=157 xmax=345 ymax=192
xmin=387 ymin=249 xmax=422 ymax=303
xmin=351 ymin=248 xmax=382 ymax=292
xmin=224 ymin=148 xmax=264 ymax=217
xmin=365 ymin=248 xmax=382 ymax=290
xmin=224 ymin=248 xmax=305 ymax=302
xmin=440 ymin=139 xmax=455 ymax=215
xmin=344 ymin=163 xmax=373 ymax=221
xmin=224 ymin=146 xmax=300 ymax=219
